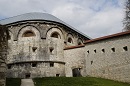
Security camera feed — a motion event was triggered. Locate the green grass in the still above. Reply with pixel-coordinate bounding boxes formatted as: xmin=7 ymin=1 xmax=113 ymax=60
xmin=6 ymin=77 xmax=130 ymax=86
xmin=33 ymin=77 xmax=130 ymax=86
xmin=6 ymin=78 xmax=21 ymax=86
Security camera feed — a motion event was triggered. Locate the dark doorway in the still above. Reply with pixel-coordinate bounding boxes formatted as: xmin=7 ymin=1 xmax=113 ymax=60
xmin=56 ymin=74 xmax=60 ymax=77
xmin=72 ymin=68 xmax=82 ymax=77
xmin=25 ymin=73 xmax=31 ymax=78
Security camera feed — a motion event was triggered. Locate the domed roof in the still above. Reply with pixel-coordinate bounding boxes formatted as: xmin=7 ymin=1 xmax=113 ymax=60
xmin=0 ymin=12 xmax=65 ymax=25
xmin=0 ymin=12 xmax=91 ymax=39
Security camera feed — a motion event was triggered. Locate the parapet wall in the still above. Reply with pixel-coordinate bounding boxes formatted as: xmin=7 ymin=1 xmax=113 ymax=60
xmin=85 ymin=34 xmax=130 ymax=83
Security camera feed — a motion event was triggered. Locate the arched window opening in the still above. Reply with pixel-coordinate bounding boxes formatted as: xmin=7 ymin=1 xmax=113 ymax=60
xmin=22 ymin=30 xmax=36 ymax=37
xmin=77 ymin=38 xmax=83 ymax=45
xmin=78 ymin=42 xmax=82 ymax=45
xmin=68 ymin=38 xmax=73 ymax=43
xmin=51 ymin=32 xmax=60 ymax=39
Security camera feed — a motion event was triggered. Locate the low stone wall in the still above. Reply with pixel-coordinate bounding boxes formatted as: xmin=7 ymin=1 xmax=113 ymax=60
xmin=0 ymin=25 xmax=8 ymax=86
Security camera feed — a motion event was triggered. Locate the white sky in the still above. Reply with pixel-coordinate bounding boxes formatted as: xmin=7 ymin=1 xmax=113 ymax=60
xmin=0 ymin=0 xmax=125 ymax=38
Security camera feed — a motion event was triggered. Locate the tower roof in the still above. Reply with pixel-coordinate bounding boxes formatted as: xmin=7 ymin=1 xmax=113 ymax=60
xmin=0 ymin=12 xmax=91 ymax=39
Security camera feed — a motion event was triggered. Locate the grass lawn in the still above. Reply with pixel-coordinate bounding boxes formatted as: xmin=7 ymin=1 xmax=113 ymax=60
xmin=6 ymin=78 xmax=21 ymax=86
xmin=33 ymin=77 xmax=130 ymax=86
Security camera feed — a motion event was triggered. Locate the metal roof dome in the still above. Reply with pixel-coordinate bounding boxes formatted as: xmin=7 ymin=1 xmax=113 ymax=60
xmin=0 ymin=12 xmax=66 ymax=25
xmin=0 ymin=12 xmax=91 ymax=39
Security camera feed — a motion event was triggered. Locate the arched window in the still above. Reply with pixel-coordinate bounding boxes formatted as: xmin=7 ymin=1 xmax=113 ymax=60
xmin=22 ymin=30 xmax=36 ymax=37
xmin=68 ymin=38 xmax=73 ymax=43
xmin=78 ymin=42 xmax=82 ymax=45
xmin=51 ymin=32 xmax=60 ymax=39
xmin=77 ymin=38 xmax=83 ymax=45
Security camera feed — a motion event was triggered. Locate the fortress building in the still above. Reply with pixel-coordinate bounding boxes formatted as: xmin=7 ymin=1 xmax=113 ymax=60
xmin=0 ymin=12 xmax=130 ymax=83
xmin=0 ymin=12 xmax=90 ymax=78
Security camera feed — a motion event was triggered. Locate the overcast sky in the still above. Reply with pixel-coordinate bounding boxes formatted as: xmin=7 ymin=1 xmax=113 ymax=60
xmin=0 ymin=0 xmax=125 ymax=38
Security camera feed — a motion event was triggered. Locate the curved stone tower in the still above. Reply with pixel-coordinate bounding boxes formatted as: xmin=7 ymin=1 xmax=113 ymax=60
xmin=0 ymin=12 xmax=90 ymax=78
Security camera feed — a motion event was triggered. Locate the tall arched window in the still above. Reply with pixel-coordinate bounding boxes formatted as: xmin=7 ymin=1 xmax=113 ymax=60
xmin=68 ymin=37 xmax=73 ymax=44
xmin=22 ymin=30 xmax=36 ymax=37
xmin=51 ymin=32 xmax=61 ymax=39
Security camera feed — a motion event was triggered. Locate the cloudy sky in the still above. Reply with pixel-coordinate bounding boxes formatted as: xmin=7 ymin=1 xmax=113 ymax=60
xmin=0 ymin=0 xmax=125 ymax=38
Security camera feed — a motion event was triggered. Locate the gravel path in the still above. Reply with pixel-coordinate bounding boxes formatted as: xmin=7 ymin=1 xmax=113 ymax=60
xmin=21 ymin=79 xmax=34 ymax=86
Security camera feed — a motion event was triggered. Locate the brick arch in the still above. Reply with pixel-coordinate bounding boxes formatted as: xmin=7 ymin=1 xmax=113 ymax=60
xmin=17 ymin=25 xmax=40 ymax=40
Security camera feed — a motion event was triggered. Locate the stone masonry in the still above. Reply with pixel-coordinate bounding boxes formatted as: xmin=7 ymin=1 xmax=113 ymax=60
xmin=1 ymin=12 xmax=130 ymax=84
xmin=85 ymin=34 xmax=130 ymax=83
xmin=3 ymin=13 xmax=89 ymax=78
xmin=0 ymin=25 xmax=8 ymax=86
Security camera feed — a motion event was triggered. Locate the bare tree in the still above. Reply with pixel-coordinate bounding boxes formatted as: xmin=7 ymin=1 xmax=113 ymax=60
xmin=124 ymin=0 xmax=130 ymax=31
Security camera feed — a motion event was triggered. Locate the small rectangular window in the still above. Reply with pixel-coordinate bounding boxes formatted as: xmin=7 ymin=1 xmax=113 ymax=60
xmin=111 ymin=48 xmax=115 ymax=52
xmin=32 ymin=63 xmax=37 ymax=67
xmin=50 ymin=62 xmax=54 ymax=67
xmin=102 ymin=49 xmax=105 ymax=53
xmin=123 ymin=46 xmax=128 ymax=51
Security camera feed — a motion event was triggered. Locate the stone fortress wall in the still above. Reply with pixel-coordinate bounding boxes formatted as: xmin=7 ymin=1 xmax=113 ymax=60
xmin=65 ymin=31 xmax=130 ymax=83
xmin=1 ymin=13 xmax=130 ymax=84
xmin=6 ymin=20 xmax=88 ymax=78
xmin=85 ymin=33 xmax=130 ymax=83
xmin=0 ymin=25 xmax=8 ymax=86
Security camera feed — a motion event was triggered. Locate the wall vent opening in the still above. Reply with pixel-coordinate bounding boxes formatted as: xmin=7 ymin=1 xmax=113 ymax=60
xmin=102 ymin=49 xmax=105 ymax=53
xmin=111 ymin=48 xmax=115 ymax=52
xmin=91 ymin=61 xmax=93 ymax=65
xmin=32 ymin=63 xmax=37 ymax=67
xmin=123 ymin=46 xmax=128 ymax=51
xmin=94 ymin=50 xmax=96 ymax=53
xmin=32 ymin=47 xmax=37 ymax=52
xmin=50 ymin=62 xmax=54 ymax=67
xmin=49 ymin=47 xmax=54 ymax=54
xmin=87 ymin=50 xmax=89 ymax=53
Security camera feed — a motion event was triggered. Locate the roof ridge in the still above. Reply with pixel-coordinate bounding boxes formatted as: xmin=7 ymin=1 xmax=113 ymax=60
xmin=84 ymin=30 xmax=130 ymax=44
